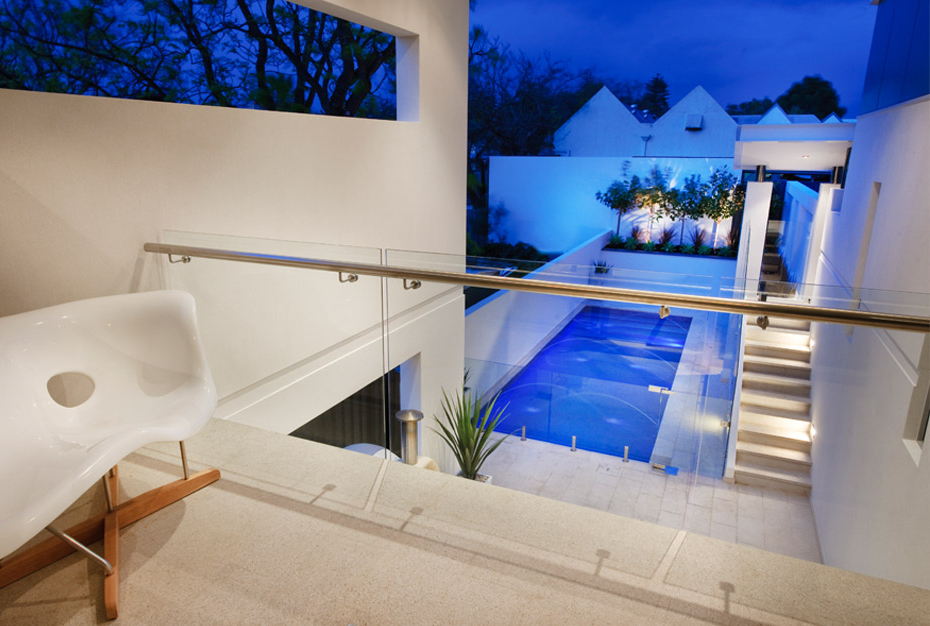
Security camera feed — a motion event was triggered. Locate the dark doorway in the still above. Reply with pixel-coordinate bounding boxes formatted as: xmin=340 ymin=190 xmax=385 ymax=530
xmin=289 ymin=369 xmax=401 ymax=456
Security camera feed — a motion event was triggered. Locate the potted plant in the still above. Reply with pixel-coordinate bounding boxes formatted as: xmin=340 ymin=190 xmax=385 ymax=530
xmin=433 ymin=388 xmax=509 ymax=482
xmin=592 ymin=260 xmax=612 ymax=274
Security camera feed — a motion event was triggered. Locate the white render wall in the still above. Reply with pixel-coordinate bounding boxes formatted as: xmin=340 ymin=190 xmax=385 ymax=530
xmin=489 ymin=155 xmax=736 ymax=252
xmin=810 ymin=95 xmax=930 ymax=589
xmin=0 ymin=0 xmax=469 ymax=467
xmin=0 ymin=0 xmax=467 ymax=316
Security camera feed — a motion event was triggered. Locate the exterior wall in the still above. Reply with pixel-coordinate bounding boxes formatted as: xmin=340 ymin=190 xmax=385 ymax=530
xmin=647 ymin=86 xmax=737 ymax=158
xmin=779 ymin=181 xmax=819 ymax=284
xmin=860 ymin=0 xmax=929 ymax=115
xmin=553 ymin=87 xmax=646 ymax=157
xmin=0 ymin=0 xmax=469 ymax=468
xmin=464 ymin=232 xmax=611 ymax=401
xmin=488 ymin=155 xmax=735 ymax=252
xmin=810 ymin=95 xmax=930 ymax=589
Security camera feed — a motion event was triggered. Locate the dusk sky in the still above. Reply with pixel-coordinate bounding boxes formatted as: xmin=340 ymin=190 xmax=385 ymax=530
xmin=470 ymin=0 xmax=877 ymax=116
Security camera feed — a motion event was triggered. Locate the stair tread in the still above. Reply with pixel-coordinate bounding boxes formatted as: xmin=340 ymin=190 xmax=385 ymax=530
xmin=742 ymin=371 xmax=812 ymax=387
xmin=741 ymin=387 xmax=811 ymax=404
xmin=745 ymin=338 xmax=811 ymax=353
xmin=747 ymin=326 xmax=811 ymax=338
xmin=736 ymin=440 xmax=812 ymax=464
xmin=734 ymin=462 xmax=812 ymax=486
xmin=743 ymin=354 xmax=812 ymax=370
xmin=739 ymin=417 xmax=811 ymax=442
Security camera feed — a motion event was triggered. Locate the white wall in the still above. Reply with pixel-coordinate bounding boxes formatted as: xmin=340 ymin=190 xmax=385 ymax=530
xmin=464 ymin=232 xmax=609 ymax=399
xmin=0 ymin=0 xmax=470 ymax=468
xmin=489 ymin=156 xmax=736 ymax=252
xmin=0 ymin=0 xmax=467 ymax=317
xmin=810 ymin=95 xmax=930 ymax=589
xmin=780 ymin=181 xmax=819 ymax=284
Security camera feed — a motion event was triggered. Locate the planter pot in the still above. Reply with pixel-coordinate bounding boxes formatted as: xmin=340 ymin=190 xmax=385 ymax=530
xmin=457 ymin=471 xmax=492 ymax=484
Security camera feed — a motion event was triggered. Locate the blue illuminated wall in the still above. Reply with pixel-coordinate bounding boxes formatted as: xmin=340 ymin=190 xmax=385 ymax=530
xmin=859 ymin=0 xmax=929 ymax=114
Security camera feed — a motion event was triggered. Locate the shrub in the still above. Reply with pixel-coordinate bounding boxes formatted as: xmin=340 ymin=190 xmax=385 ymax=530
xmin=697 ymin=244 xmax=713 ymax=255
xmin=690 ymin=227 xmax=708 ymax=249
xmin=660 ymin=242 xmax=677 ymax=253
xmin=624 ymin=236 xmax=638 ymax=250
xmin=657 ymin=225 xmax=675 ymax=246
xmin=643 ymin=241 xmax=657 ymax=252
xmin=608 ymin=234 xmax=624 ymax=248
xmin=681 ymin=244 xmax=696 ymax=255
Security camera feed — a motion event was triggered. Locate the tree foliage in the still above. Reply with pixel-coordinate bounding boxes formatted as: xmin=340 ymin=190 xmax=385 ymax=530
xmin=637 ymin=73 xmax=670 ymax=117
xmin=726 ymin=75 xmax=846 ymax=120
xmin=725 ymin=97 xmax=774 ymax=116
xmin=777 ymin=75 xmax=846 ymax=119
xmin=468 ymin=25 xmax=610 ymax=244
xmin=0 ymin=0 xmax=396 ymax=118
xmin=597 ymin=167 xmax=745 ymax=247
xmin=595 ymin=162 xmax=644 ymax=236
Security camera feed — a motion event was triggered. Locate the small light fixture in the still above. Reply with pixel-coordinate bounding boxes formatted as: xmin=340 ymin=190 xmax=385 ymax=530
xmin=810 ymin=425 xmax=817 ymax=439
xmin=801 ymin=155 xmax=810 ymax=159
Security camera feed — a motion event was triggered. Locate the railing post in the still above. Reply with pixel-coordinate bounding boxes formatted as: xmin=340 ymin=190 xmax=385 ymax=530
xmin=395 ymin=409 xmax=424 ymax=465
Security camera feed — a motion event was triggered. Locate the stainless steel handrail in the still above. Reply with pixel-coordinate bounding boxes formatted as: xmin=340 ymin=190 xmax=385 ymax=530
xmin=144 ymin=242 xmax=930 ymax=333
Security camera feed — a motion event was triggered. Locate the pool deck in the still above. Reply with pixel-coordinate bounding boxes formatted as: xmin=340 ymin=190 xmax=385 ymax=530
xmin=481 ymin=435 xmax=822 ymax=563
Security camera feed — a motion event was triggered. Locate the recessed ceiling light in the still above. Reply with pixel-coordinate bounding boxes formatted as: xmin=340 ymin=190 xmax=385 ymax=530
xmin=801 ymin=155 xmax=810 ymax=159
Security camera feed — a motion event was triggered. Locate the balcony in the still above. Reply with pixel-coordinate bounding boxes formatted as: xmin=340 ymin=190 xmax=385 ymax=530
xmin=3 ymin=231 xmax=926 ymax=623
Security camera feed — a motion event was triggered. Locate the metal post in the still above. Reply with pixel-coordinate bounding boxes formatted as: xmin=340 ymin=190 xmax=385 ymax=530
xmin=755 ymin=164 xmax=766 ymax=181
xmin=395 ymin=409 xmax=424 ymax=465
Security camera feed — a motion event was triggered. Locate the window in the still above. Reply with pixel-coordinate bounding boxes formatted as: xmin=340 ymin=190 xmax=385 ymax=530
xmin=0 ymin=1 xmax=397 ymax=119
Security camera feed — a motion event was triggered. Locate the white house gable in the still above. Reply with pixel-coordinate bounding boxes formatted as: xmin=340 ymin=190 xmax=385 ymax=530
xmin=646 ymin=85 xmax=737 ymax=157
xmin=553 ymin=86 xmax=645 ymax=156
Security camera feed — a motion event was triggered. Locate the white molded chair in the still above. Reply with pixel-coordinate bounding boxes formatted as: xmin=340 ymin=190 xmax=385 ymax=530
xmin=0 ymin=290 xmax=219 ymax=618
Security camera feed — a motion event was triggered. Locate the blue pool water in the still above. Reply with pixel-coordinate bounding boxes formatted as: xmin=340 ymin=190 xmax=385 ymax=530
xmin=493 ymin=306 xmax=691 ymax=462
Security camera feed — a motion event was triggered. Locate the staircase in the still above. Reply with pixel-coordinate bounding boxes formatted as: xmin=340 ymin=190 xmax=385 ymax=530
xmin=735 ymin=316 xmax=813 ymax=495
xmin=760 ymin=230 xmax=796 ymax=296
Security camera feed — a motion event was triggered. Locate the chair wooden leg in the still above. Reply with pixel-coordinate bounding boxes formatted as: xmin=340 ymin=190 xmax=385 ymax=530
xmin=103 ymin=467 xmax=120 ymax=619
xmin=0 ymin=467 xmax=220 ymax=595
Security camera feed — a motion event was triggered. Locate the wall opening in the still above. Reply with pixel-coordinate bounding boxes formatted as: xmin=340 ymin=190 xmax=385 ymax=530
xmin=0 ymin=0 xmax=397 ymax=119
xmin=290 ymin=368 xmax=402 ymax=455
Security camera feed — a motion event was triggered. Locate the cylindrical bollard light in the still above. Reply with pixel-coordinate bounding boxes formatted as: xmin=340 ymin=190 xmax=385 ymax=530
xmin=395 ymin=409 xmax=424 ymax=465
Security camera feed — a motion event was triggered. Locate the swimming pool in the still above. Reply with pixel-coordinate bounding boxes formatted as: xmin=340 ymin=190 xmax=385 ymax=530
xmin=493 ymin=306 xmax=691 ymax=462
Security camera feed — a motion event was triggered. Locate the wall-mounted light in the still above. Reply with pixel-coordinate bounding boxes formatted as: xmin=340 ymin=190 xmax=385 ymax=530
xmin=810 ymin=425 xmax=817 ymax=439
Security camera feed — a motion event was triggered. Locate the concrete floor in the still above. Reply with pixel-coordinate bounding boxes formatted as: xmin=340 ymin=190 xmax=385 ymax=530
xmin=1 ymin=419 xmax=927 ymax=625
xmin=482 ymin=436 xmax=822 ymax=563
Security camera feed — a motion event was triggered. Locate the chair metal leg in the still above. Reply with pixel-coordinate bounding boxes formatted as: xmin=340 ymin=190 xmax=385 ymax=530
xmin=179 ymin=441 xmax=190 ymax=480
xmin=102 ymin=474 xmax=115 ymax=513
xmin=46 ymin=524 xmax=113 ymax=575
